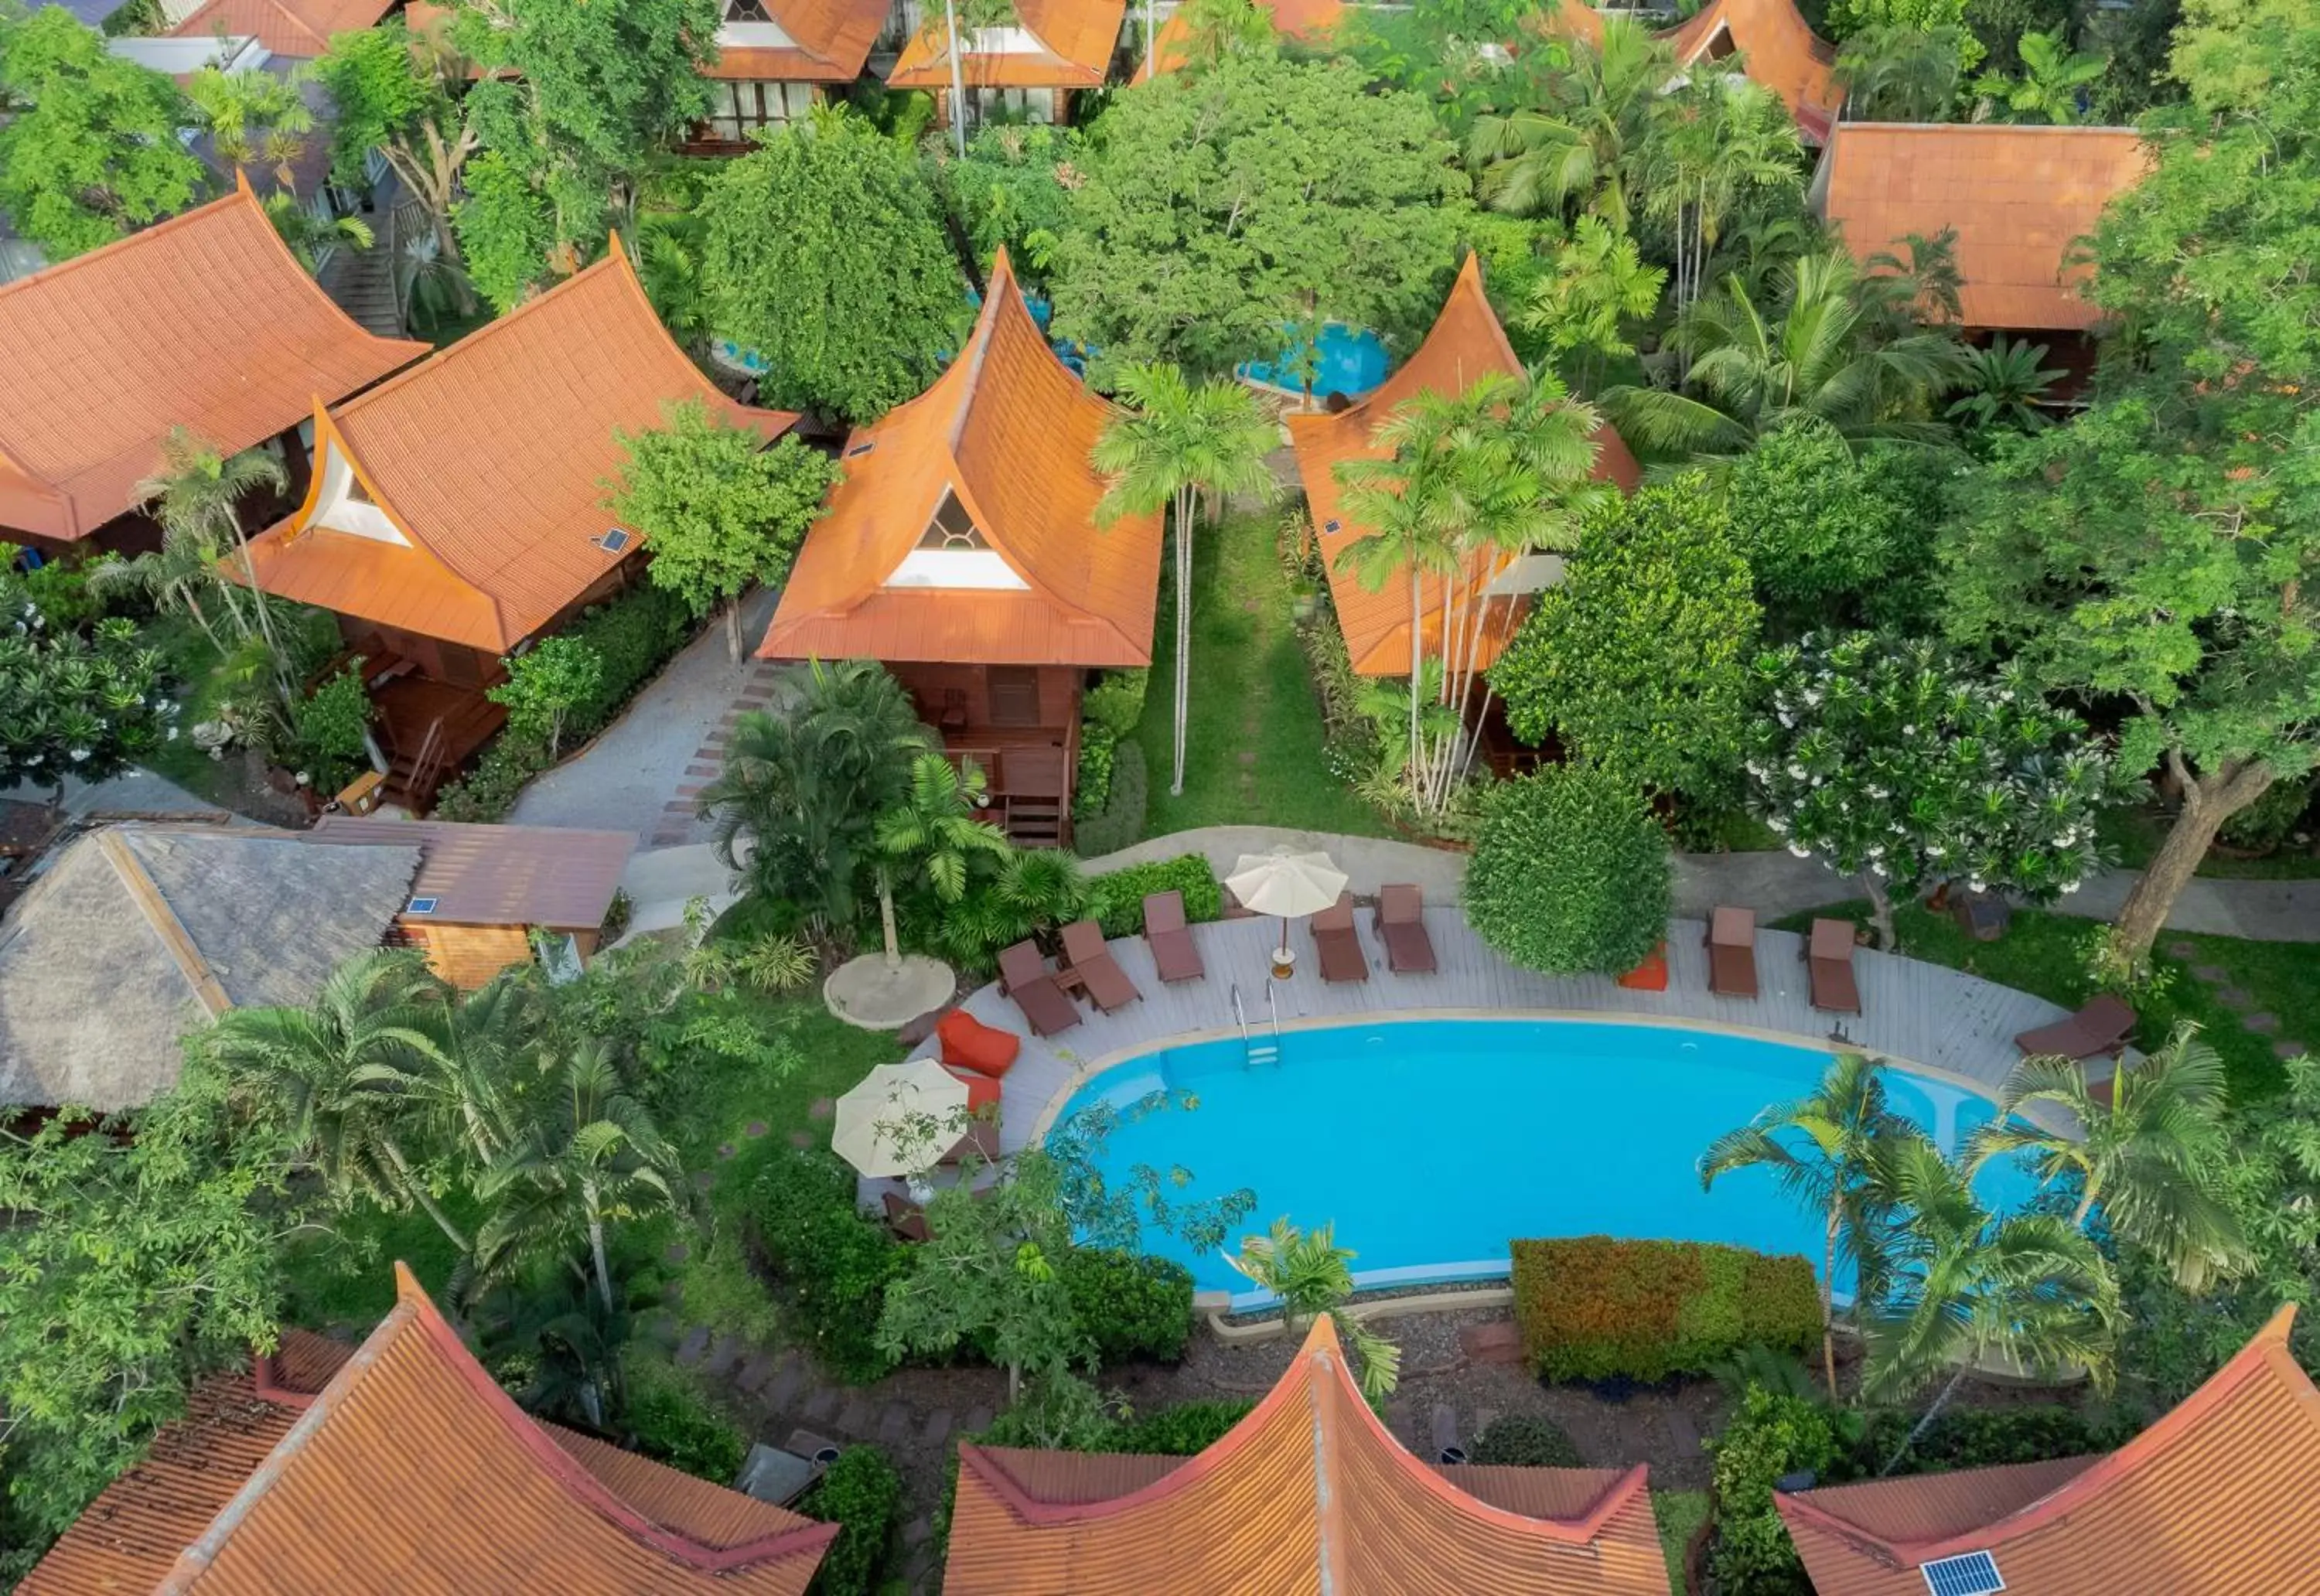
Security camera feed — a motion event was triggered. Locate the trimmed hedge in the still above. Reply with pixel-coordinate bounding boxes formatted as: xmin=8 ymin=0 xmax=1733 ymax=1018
xmin=1510 ymin=1237 xmax=1819 ymax=1383
xmin=1708 ymin=1385 xmax=1836 ymax=1596
xmin=798 ymin=1446 xmax=902 ymax=1596
xmin=1111 ymin=1398 xmax=1256 ymax=1455
xmin=1059 ymin=1249 xmax=1195 ymax=1365
xmin=1073 ymin=739 xmax=1148 ymax=856
xmin=1471 ymin=1414 xmax=1583 ymax=1468
xmin=750 ymin=1148 xmax=909 ymax=1383
xmin=1083 ymin=852 xmax=1223 ymax=937
xmin=624 ymin=1356 xmax=749 ymax=1482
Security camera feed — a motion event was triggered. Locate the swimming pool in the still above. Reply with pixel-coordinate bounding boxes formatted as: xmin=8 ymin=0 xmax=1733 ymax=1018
xmin=1237 ymin=322 xmax=1390 ymax=402
xmin=1047 ymin=1017 xmax=2035 ymax=1307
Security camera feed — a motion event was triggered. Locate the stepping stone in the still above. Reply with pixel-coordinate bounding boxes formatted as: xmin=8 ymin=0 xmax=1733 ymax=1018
xmin=920 ymin=1408 xmax=953 ymax=1444
xmin=1664 ymin=1407 xmax=1703 ymax=1459
xmin=801 ymin=1387 xmax=841 ymax=1422
xmin=902 ymin=1516 xmax=933 ymax=1550
xmin=707 ymin=1335 xmax=745 ymax=1376
xmin=738 ymin=1354 xmax=777 ymax=1393
xmin=766 ymin=1364 xmax=803 ymax=1412
xmin=2215 ymin=986 xmax=2257 ymax=1011
xmin=663 ymin=1281 xmax=684 ymax=1307
xmin=2168 ymin=940 xmax=2200 ymax=960
xmin=664 ymin=1242 xmax=690 ymax=1265
xmin=963 ymin=1406 xmax=995 ymax=1436
xmin=1237 ymin=751 xmax=1257 ymax=766
xmin=1459 ymin=1321 xmax=1524 ymax=1366
xmin=877 ymin=1402 xmax=913 ymax=1443
xmin=2275 ymin=1040 xmax=2308 ymax=1060
xmin=2246 ymin=1011 xmax=2283 ymax=1035
xmin=788 ymin=1129 xmax=814 ymax=1149
xmin=676 ymin=1325 xmax=711 ymax=1367
xmin=693 ymin=1170 xmax=716 ymax=1192
xmin=808 ymin=1097 xmax=836 ymax=1121
xmin=745 ymin=1120 xmax=769 ymax=1137
xmin=717 ymin=1142 xmax=737 ymax=1161
xmin=836 ymin=1397 xmax=876 ymax=1435
xmin=2190 ymin=961 xmax=2229 ymax=980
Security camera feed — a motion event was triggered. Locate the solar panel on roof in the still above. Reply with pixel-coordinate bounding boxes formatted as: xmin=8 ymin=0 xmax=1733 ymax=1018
xmin=846 ymin=442 xmax=876 ymax=457
xmin=1323 ymin=519 xmax=1341 ymax=533
xmin=595 ymin=528 xmax=630 ymax=554
xmin=406 ymin=896 xmax=440 ymax=916
xmin=1923 ymin=1551 xmax=2004 ymax=1596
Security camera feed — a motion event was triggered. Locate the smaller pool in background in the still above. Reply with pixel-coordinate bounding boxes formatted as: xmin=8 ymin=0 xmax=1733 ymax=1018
xmin=1237 ymin=322 xmax=1390 ymax=403
xmin=1048 ymin=1018 xmax=2038 ymax=1308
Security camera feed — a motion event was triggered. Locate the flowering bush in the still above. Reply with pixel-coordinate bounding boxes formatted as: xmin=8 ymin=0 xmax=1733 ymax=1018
xmin=1746 ymin=632 xmax=2121 ymax=943
xmin=0 ymin=570 xmax=174 ymax=801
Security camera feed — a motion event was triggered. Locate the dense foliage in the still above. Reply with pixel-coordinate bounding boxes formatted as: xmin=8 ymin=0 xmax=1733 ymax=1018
xmin=1083 ymin=853 xmax=1224 ymax=936
xmin=1056 ymin=1249 xmax=1196 ymax=1365
xmin=1706 ymin=1386 xmax=1841 ymax=1595
xmin=1463 ymin=764 xmax=1671 ymax=975
xmin=1470 ymin=1413 xmax=1583 ymax=1468
xmin=749 ymin=1148 xmax=909 ymax=1383
xmin=1510 ymin=1237 xmax=1821 ymax=1383
xmin=1718 ymin=425 xmax=1951 ymax=635
xmin=798 ymin=1447 xmax=903 ymax=1596
xmin=0 ymin=568 xmax=173 ymax=803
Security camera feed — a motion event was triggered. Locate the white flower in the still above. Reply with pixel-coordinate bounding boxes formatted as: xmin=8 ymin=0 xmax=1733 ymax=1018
xmin=67 ymin=747 xmax=87 ymax=763
xmin=1778 ymin=711 xmax=1796 ymax=728
xmin=1968 ymin=879 xmax=1987 ymax=893
xmin=1766 ymin=817 xmax=1787 ymax=834
xmin=1789 ymin=844 xmax=1811 ymax=858
xmin=1870 ymin=863 xmax=1888 ymax=877
xmin=165 ymin=726 xmax=179 ymax=742
xmin=2061 ymin=881 xmax=2080 ymax=894
xmin=1902 ymin=725 xmax=1916 ymax=735
xmin=1803 ymin=688 xmax=1823 ymax=706
xmin=1787 ymin=762 xmax=1807 ymax=779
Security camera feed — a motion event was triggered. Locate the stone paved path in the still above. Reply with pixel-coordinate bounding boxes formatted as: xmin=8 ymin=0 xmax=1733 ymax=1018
xmin=2166 ymin=939 xmax=2310 ymax=1063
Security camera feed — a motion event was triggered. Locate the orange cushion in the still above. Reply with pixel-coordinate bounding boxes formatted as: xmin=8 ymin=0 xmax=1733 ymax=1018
xmin=938 ymin=1009 xmax=1021 ymax=1077
xmin=943 ymin=1062 xmax=1002 ymax=1112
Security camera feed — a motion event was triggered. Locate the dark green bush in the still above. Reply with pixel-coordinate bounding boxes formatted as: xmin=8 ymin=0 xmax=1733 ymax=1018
xmin=1059 ymin=1249 xmax=1195 ymax=1365
xmin=1073 ymin=725 xmax=1118 ymax=820
xmin=1470 ymin=1413 xmax=1583 ymax=1468
xmin=2219 ymin=774 xmax=2314 ymax=852
xmin=799 ymin=1445 xmax=902 ymax=1596
xmin=623 ymin=1356 xmax=748 ymax=1483
xmin=750 ymin=1149 xmax=909 ymax=1383
xmin=1851 ymin=1403 xmax=2134 ymax=1480
xmin=1707 ymin=1385 xmax=1839 ymax=1596
xmin=1465 ymin=766 xmax=1672 ymax=977
xmin=565 ymin=585 xmax=694 ymax=730
xmin=1111 ymin=1398 xmax=1256 ymax=1455
xmin=1073 ymin=739 xmax=1148 ymax=857
xmin=1083 ymin=852 xmax=1223 ymax=936
xmin=432 ymin=734 xmax=552 ymax=823
xmin=1082 ymin=669 xmax=1149 ymax=741
xmin=1510 ymin=1237 xmax=1819 ymax=1383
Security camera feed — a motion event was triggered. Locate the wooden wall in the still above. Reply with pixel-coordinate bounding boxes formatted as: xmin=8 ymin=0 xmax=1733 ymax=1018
xmin=892 ymin=663 xmax=1081 ymax=734
xmin=397 ymin=922 xmax=601 ymax=990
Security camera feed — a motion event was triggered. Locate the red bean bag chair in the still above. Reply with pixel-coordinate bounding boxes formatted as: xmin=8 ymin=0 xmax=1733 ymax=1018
xmin=943 ymin=1062 xmax=1003 ymax=1113
xmin=937 ymin=1009 xmax=1021 ymax=1077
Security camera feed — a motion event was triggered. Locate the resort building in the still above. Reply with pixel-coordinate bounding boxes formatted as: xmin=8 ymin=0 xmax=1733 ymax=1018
xmin=1134 ymin=0 xmax=1343 ymax=80
xmin=1777 ymin=1304 xmax=2320 ymax=1595
xmin=0 ymin=181 xmax=424 ymax=558
xmin=236 ymin=247 xmax=795 ymax=810
xmin=1814 ymin=121 xmax=2149 ymax=350
xmin=15 ymin=1264 xmax=838 ymax=1594
xmin=164 ymin=0 xmax=401 ymax=61
xmin=1288 ymin=252 xmax=1640 ymax=682
xmin=887 ymin=0 xmax=1126 ymax=131
xmin=944 ymin=1315 xmax=1675 ymax=1593
xmin=759 ymin=247 xmax=1162 ymax=847
xmin=1662 ymin=0 xmax=1841 ymax=143
xmin=689 ymin=0 xmax=890 ymax=152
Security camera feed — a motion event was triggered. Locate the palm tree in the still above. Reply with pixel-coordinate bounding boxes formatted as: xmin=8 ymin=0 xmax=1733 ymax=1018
xmin=1834 ymin=24 xmax=1968 ymax=121
xmin=1092 ymin=364 xmax=1279 ymax=796
xmin=1520 ymin=216 xmax=1667 ymax=391
xmin=1466 ymin=17 xmax=1668 ymax=229
xmin=1967 ymin=1025 xmax=2250 ymax=1293
xmin=1946 ymin=336 xmax=2068 ymax=433
xmin=474 ymin=1038 xmax=685 ymax=1315
xmin=1227 ymin=1218 xmax=1403 ymax=1400
xmin=873 ymin=753 xmax=1011 ymax=967
xmin=1701 ymin=1052 xmax=1909 ymax=1400
xmin=1639 ymin=76 xmax=1805 ymax=316
xmin=1863 ymin=1134 xmax=2120 ymax=1472
xmin=1172 ymin=0 xmax=1275 ymax=70
xmin=200 ymin=950 xmax=471 ymax=1250
xmin=134 ymin=427 xmax=288 ymax=672
xmin=183 ymin=66 xmax=315 ymax=193
xmin=262 ymin=192 xmax=375 ymax=274
xmin=85 ymin=523 xmax=232 ymax=655
xmin=1974 ymin=30 xmax=2108 ymax=124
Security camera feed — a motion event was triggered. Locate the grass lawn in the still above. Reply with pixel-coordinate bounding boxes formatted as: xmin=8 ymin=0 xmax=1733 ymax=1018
xmin=1131 ymin=510 xmax=1389 ymax=841
xmin=2099 ymin=805 xmax=2320 ymax=881
xmin=1772 ymin=900 xmax=2311 ymax=1103
xmin=1653 ymin=1489 xmax=1708 ymax=1589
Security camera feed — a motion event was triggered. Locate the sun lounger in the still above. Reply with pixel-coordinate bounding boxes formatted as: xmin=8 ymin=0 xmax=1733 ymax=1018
xmin=1060 ymin=919 xmax=1141 ymax=1011
xmin=1706 ymin=906 xmax=1758 ymax=998
xmin=1143 ymin=890 xmax=1205 ymax=983
xmin=2014 ymin=994 xmax=2135 ymax=1060
xmin=1312 ymin=892 xmax=1369 ymax=983
xmin=881 ymin=1191 xmax=931 ymax=1243
xmin=939 ymin=1116 xmax=1001 ymax=1168
xmin=1806 ymin=917 xmax=1861 ymax=1015
xmin=1376 ymin=882 xmax=1438 ymax=974
xmin=998 ymin=940 xmax=1081 ymax=1037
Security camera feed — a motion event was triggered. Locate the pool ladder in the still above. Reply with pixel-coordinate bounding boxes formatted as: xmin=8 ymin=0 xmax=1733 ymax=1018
xmin=1230 ymin=980 xmax=1283 ymax=1069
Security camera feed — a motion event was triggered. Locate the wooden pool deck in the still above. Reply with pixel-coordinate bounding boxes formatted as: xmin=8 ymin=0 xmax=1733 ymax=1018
xmin=891 ymin=910 xmax=2078 ymax=1177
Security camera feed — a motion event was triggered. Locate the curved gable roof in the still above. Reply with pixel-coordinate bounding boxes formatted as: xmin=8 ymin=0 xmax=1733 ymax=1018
xmin=1663 ymin=0 xmax=1838 ymax=142
xmin=890 ymin=0 xmax=1124 ymax=88
xmin=1134 ymin=0 xmax=1345 ymax=81
xmin=165 ymin=0 xmax=397 ymax=58
xmin=705 ymin=0 xmax=889 ymax=80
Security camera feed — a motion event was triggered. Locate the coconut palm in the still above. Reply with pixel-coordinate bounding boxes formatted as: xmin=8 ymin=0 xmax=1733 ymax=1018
xmin=1967 ymin=1024 xmax=2250 ymax=1293
xmin=1974 ymin=29 xmax=2108 ymax=124
xmin=1227 ymin=1218 xmax=1403 ymax=1400
xmin=85 ymin=524 xmax=233 ymax=655
xmin=1092 ymin=364 xmax=1279 ymax=796
xmin=183 ymin=65 xmax=315 ymax=193
xmin=1701 ymin=1052 xmax=1910 ymax=1400
xmin=473 ymin=1037 xmax=685 ymax=1315
xmin=1946 ymin=336 xmax=2068 ymax=433
xmin=1465 ymin=16 xmax=1669 ymax=229
xmin=134 ymin=427 xmax=288 ymax=673
xmin=1834 ymin=24 xmax=1969 ymax=121
xmin=261 ymin=192 xmax=374 ymax=274
xmin=873 ymin=753 xmax=1011 ymax=967
xmin=200 ymin=950 xmax=470 ymax=1250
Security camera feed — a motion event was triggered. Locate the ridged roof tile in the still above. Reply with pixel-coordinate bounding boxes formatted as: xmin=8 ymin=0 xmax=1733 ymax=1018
xmin=704 ymin=0 xmax=888 ymax=80
xmin=1663 ymin=0 xmax=1838 ymax=142
xmin=1134 ymin=0 xmax=1343 ymax=80
xmin=889 ymin=0 xmax=1124 ymax=88
xmin=307 ymin=815 xmax=631 ymax=930
xmin=165 ymin=0 xmax=397 ymax=58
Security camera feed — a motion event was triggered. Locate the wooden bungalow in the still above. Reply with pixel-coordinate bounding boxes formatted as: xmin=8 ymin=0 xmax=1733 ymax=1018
xmin=1288 ymin=253 xmax=1640 ymax=689
xmin=888 ymin=0 xmax=1125 ymax=132
xmin=309 ymin=814 xmax=633 ymax=988
xmin=1540 ymin=0 xmax=1840 ymax=144
xmin=945 ymin=1314 xmax=1674 ymax=1593
xmin=17 ymin=1264 xmax=837 ymax=1594
xmin=0 ymin=180 xmax=425 ymax=559
xmin=687 ymin=0 xmax=889 ymax=152
xmin=1134 ymin=0 xmax=1343 ymax=80
xmin=1778 ymin=1304 xmax=2320 ymax=1594
xmin=758 ymin=247 xmax=1163 ymax=847
xmin=165 ymin=0 xmax=402 ymax=60
xmin=236 ymin=248 xmax=796 ymax=810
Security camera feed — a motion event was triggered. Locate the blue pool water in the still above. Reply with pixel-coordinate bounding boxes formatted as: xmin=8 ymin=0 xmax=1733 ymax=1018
xmin=1049 ymin=1018 xmax=2037 ymax=1306
xmin=1237 ymin=322 xmax=1391 ymax=401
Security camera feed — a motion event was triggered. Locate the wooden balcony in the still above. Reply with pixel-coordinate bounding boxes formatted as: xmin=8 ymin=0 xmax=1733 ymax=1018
xmin=943 ymin=736 xmax=1070 ymax=848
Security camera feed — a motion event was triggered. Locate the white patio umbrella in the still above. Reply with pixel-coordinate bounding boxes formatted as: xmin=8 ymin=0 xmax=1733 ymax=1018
xmin=1225 ymin=847 xmax=1349 ymax=960
xmin=830 ymin=1059 xmax=970 ymax=1178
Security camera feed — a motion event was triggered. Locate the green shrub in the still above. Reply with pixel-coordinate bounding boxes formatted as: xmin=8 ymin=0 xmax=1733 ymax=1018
xmin=1083 ymin=853 xmax=1223 ymax=936
xmin=1465 ymin=766 xmax=1672 ymax=976
xmin=1470 ymin=1413 xmax=1582 ymax=1467
xmin=565 ymin=584 xmax=694 ymax=730
xmin=2219 ymin=774 xmax=2314 ymax=852
xmin=288 ymin=662 xmax=374 ymax=793
xmin=432 ymin=734 xmax=552 ymax=823
xmin=750 ymin=1149 xmax=909 ymax=1383
xmin=1073 ymin=739 xmax=1148 ymax=856
xmin=1111 ymin=1398 xmax=1256 ymax=1455
xmin=1707 ymin=1386 xmax=1837 ymax=1596
xmin=798 ymin=1445 xmax=902 ymax=1596
xmin=1083 ymin=669 xmax=1149 ymax=741
xmin=1510 ymin=1238 xmax=1818 ymax=1383
xmin=1073 ymin=724 xmax=1117 ymax=820
xmin=1059 ymin=1249 xmax=1195 ymax=1365
xmin=1852 ymin=1403 xmax=2133 ymax=1480
xmin=623 ymin=1356 xmax=748 ymax=1483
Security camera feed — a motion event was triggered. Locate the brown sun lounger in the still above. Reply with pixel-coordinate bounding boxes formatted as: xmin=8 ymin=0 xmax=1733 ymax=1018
xmin=1706 ymin=906 xmax=1759 ymax=998
xmin=1806 ymin=917 xmax=1861 ymax=1015
xmin=882 ymin=1190 xmax=932 ymax=1243
xmin=1060 ymin=919 xmax=1141 ymax=1011
xmin=2014 ymin=994 xmax=2135 ymax=1060
xmin=1143 ymin=890 xmax=1204 ymax=983
xmin=1376 ymin=882 xmax=1437 ymax=974
xmin=998 ymin=939 xmax=1081 ymax=1037
xmin=1312 ymin=892 xmax=1369 ymax=983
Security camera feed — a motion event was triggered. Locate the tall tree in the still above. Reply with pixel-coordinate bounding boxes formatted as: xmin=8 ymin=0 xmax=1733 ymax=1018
xmin=311 ymin=21 xmax=479 ymax=309
xmin=1465 ymin=16 xmax=1669 ymax=231
xmin=699 ymin=107 xmax=965 ymax=424
xmin=135 ymin=427 xmax=288 ymax=670
xmin=1833 ymin=22 xmax=1970 ymax=121
xmin=0 ymin=7 xmax=204 ymax=259
xmin=1973 ymin=28 xmax=2109 ymax=123
xmin=1517 ymin=216 xmax=1666 ymax=394
xmin=1091 ymin=363 xmax=1279 ymax=795
xmin=1638 ymin=76 xmax=1804 ymax=316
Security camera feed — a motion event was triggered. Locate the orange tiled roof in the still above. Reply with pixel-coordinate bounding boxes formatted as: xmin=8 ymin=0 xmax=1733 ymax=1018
xmin=0 ymin=182 xmax=424 ymax=545
xmin=165 ymin=0 xmax=397 ymax=58
xmin=1663 ymin=0 xmax=1839 ymax=142
xmin=1528 ymin=0 xmax=1605 ymax=46
xmin=237 ymin=248 xmax=795 ymax=654
xmin=889 ymin=0 xmax=1124 ymax=89
xmin=21 ymin=1267 xmax=834 ymax=1595
xmin=705 ymin=0 xmax=888 ymax=80
xmin=1778 ymin=1304 xmax=2320 ymax=1596
xmin=1134 ymin=0 xmax=1344 ymax=81
xmin=945 ymin=1315 xmax=1672 ymax=1594
xmin=1287 ymin=253 xmax=1641 ymax=678
xmin=1819 ymin=121 xmax=2148 ymax=332
xmin=759 ymin=248 xmax=1162 ymax=669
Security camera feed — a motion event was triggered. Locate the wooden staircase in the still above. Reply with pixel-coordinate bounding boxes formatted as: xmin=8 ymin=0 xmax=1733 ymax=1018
xmin=317 ymin=196 xmax=405 ymax=340
xmin=372 ymin=675 xmax=506 ymax=813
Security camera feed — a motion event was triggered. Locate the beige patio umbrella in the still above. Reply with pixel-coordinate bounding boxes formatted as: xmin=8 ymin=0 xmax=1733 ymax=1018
xmin=1225 ymin=847 xmax=1349 ymax=964
xmin=830 ymin=1059 xmax=970 ymax=1178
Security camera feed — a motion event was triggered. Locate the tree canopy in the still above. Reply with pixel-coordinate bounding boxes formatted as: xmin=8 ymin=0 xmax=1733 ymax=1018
xmin=1463 ymin=762 xmax=1672 ymax=975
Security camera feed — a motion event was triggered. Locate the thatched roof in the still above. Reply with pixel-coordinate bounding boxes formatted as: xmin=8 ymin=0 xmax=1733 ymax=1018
xmin=0 ymin=823 xmax=420 ymax=1113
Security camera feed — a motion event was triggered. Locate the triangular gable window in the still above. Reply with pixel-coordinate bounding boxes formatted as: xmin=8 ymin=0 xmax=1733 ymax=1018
xmin=919 ymin=490 xmax=989 ymax=551
xmin=885 ymin=489 xmax=1027 ymax=590
xmin=305 ymin=441 xmax=407 ymax=545
xmin=724 ymin=0 xmax=770 ymax=18
xmin=1703 ymin=24 xmax=1738 ymax=60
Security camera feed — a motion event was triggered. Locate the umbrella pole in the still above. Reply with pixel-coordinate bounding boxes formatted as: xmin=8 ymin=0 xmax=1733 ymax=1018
xmin=1279 ymin=916 xmax=1290 ymax=956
